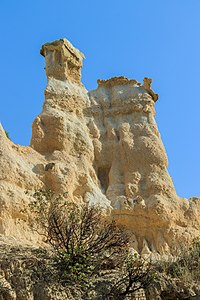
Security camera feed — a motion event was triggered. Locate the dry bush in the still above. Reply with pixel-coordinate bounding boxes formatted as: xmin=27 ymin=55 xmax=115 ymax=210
xmin=149 ymin=238 xmax=200 ymax=299
xmin=106 ymin=253 xmax=156 ymax=300
xmin=156 ymin=238 xmax=200 ymax=285
xmin=29 ymin=190 xmax=156 ymax=297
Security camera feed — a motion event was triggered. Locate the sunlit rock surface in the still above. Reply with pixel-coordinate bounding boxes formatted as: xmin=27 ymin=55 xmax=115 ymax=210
xmin=0 ymin=38 xmax=199 ymax=255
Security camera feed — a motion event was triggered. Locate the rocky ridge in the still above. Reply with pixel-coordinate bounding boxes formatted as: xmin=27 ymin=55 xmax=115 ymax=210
xmin=0 ymin=38 xmax=199 ymax=256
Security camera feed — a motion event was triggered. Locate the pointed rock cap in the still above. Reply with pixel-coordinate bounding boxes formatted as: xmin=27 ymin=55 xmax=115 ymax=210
xmin=40 ymin=38 xmax=85 ymax=83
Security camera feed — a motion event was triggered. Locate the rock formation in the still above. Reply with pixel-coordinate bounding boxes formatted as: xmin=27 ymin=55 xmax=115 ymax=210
xmin=0 ymin=38 xmax=199 ymax=255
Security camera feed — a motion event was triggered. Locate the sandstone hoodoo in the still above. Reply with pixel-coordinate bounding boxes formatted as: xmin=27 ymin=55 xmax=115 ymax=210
xmin=0 ymin=38 xmax=199 ymax=255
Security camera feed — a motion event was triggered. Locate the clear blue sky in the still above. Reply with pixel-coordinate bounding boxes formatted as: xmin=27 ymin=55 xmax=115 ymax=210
xmin=0 ymin=0 xmax=199 ymax=198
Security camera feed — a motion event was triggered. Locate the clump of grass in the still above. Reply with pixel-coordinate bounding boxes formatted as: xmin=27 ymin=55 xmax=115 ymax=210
xmin=4 ymin=130 xmax=10 ymax=140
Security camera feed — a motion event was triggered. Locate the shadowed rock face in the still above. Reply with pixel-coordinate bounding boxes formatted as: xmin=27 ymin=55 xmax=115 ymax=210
xmin=0 ymin=38 xmax=199 ymax=254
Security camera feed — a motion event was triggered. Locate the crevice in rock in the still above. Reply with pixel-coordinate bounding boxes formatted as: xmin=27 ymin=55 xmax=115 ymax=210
xmin=97 ymin=167 xmax=110 ymax=193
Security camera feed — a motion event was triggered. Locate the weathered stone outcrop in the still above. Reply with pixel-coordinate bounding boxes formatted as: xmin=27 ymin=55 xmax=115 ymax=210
xmin=0 ymin=38 xmax=199 ymax=256
xmin=0 ymin=124 xmax=44 ymax=242
xmin=31 ymin=39 xmax=109 ymax=209
xmin=87 ymin=75 xmax=200 ymax=254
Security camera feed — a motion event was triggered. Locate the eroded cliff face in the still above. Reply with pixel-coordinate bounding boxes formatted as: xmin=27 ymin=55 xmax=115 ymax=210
xmin=87 ymin=76 xmax=200 ymax=254
xmin=0 ymin=38 xmax=199 ymax=254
